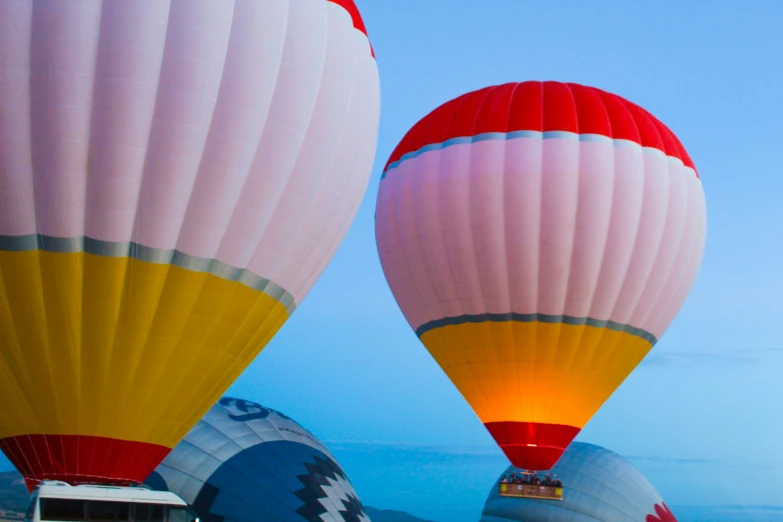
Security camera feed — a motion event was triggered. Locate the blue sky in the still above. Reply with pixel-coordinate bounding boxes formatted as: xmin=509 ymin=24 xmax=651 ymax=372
xmin=2 ymin=2 xmax=781 ymax=521
xmin=229 ymin=1 xmax=783 ymax=521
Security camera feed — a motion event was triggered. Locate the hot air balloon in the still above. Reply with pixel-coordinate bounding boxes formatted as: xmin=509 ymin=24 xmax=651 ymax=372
xmin=144 ymin=396 xmax=371 ymax=522
xmin=481 ymin=442 xmax=678 ymax=522
xmin=375 ymin=81 xmax=705 ymax=471
xmin=0 ymin=0 xmax=379 ymax=489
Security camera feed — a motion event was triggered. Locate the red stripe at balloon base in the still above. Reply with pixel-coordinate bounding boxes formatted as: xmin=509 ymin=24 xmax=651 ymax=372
xmin=484 ymin=421 xmax=581 ymax=471
xmin=0 ymin=435 xmax=171 ymax=492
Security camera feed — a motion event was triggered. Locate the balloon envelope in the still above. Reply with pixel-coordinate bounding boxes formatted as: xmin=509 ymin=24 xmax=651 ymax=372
xmin=145 ymin=396 xmax=371 ymax=522
xmin=480 ymin=442 xmax=678 ymax=522
xmin=375 ymin=81 xmax=705 ymax=470
xmin=0 ymin=0 xmax=379 ymax=488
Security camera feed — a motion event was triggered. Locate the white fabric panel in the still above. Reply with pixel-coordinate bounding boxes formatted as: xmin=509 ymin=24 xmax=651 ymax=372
xmin=1 ymin=0 xmax=380 ymax=312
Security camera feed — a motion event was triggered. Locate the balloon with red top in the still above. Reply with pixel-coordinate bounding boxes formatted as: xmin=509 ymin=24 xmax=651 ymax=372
xmin=0 ymin=0 xmax=378 ymax=490
xmin=375 ymin=81 xmax=706 ymax=471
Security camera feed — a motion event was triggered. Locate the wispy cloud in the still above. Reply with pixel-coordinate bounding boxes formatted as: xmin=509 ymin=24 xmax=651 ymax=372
xmin=628 ymin=454 xmax=777 ymax=471
xmin=640 ymin=347 xmax=765 ymax=368
xmin=324 ymin=440 xmax=503 ymax=457
xmin=672 ymin=504 xmax=783 ymax=521
xmin=626 ymin=454 xmax=721 ymax=465
xmin=708 ymin=505 xmax=783 ymax=513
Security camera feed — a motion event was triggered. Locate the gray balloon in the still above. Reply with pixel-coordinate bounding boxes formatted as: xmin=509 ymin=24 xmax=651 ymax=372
xmin=480 ymin=442 xmax=677 ymax=522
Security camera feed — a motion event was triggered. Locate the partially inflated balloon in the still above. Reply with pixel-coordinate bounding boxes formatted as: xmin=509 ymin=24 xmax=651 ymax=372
xmin=0 ymin=0 xmax=379 ymax=488
xmin=481 ymin=442 xmax=678 ymax=522
xmin=375 ymin=81 xmax=705 ymax=470
xmin=145 ymin=397 xmax=371 ymax=522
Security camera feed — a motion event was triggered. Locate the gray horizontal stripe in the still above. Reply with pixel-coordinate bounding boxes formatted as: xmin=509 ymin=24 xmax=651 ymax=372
xmin=415 ymin=312 xmax=657 ymax=345
xmin=85 ymin=237 xmax=130 ymax=257
xmin=133 ymin=243 xmax=176 ymax=264
xmin=0 ymin=234 xmax=88 ymax=252
xmin=0 ymin=234 xmax=37 ymax=251
xmin=381 ymin=130 xmax=693 ymax=180
xmin=0 ymin=234 xmax=296 ymax=314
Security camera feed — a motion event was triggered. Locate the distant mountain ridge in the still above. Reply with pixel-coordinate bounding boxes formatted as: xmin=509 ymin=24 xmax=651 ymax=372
xmin=0 ymin=471 xmax=26 ymax=513
xmin=0 ymin=470 xmax=437 ymax=522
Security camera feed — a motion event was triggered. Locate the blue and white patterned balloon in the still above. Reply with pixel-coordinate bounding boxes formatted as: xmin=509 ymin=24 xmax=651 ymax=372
xmin=145 ymin=397 xmax=370 ymax=522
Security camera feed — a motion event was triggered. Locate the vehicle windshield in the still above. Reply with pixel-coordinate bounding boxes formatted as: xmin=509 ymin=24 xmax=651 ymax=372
xmin=164 ymin=508 xmax=197 ymax=522
xmin=37 ymin=499 xmax=195 ymax=522
xmin=41 ymin=498 xmax=86 ymax=521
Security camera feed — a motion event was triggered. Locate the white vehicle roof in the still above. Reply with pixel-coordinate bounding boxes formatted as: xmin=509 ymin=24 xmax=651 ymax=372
xmin=35 ymin=482 xmax=187 ymax=506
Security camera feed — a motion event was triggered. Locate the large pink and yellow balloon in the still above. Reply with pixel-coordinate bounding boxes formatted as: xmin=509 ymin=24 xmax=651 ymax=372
xmin=375 ymin=81 xmax=706 ymax=471
xmin=0 ymin=0 xmax=378 ymax=489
